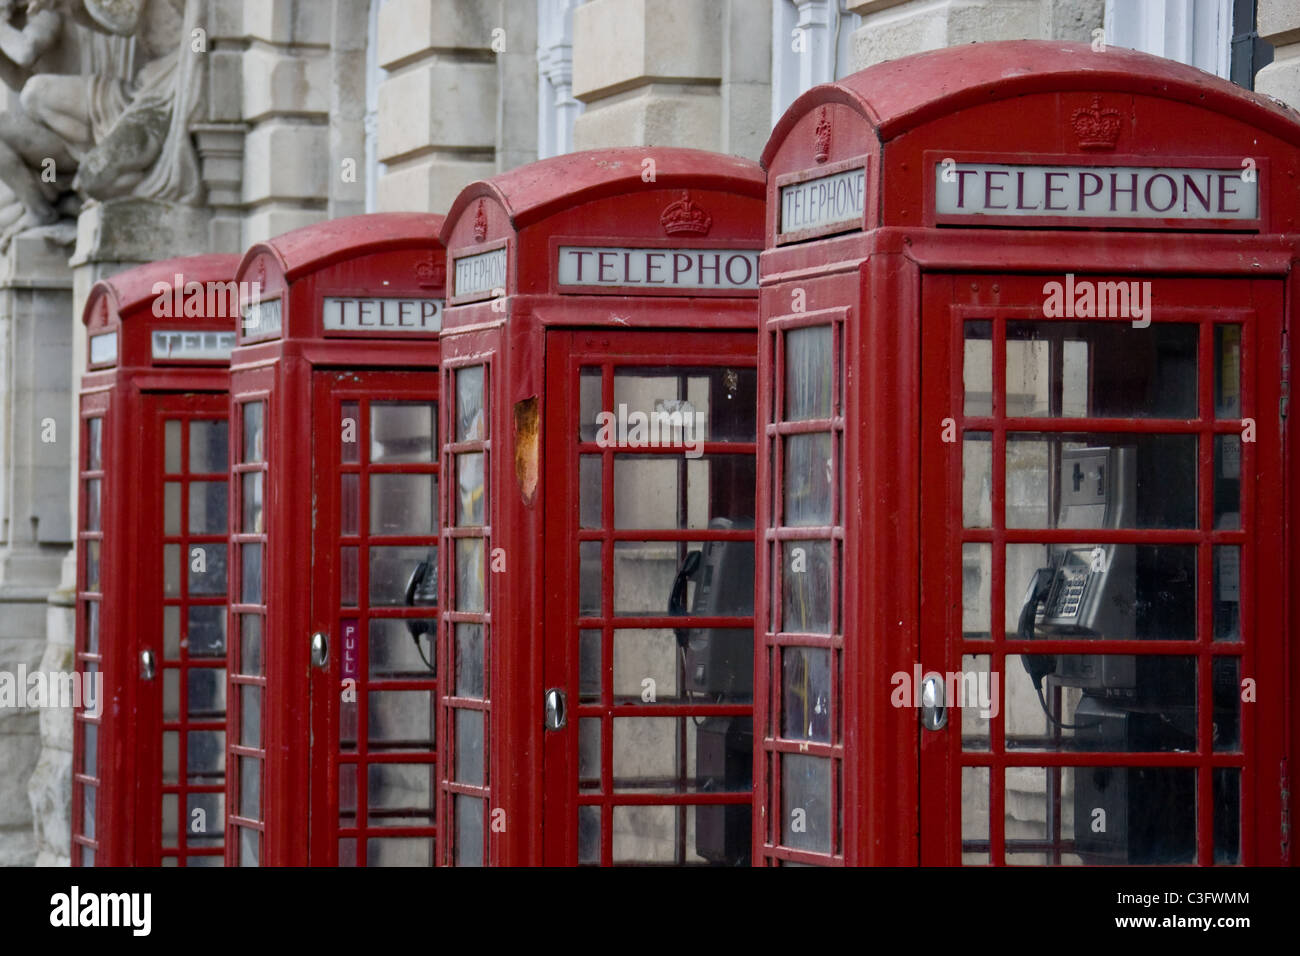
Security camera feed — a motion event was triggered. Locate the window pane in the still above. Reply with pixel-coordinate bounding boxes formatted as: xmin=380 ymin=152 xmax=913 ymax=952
xmin=781 ymin=754 xmax=831 ymax=853
xmin=241 ymin=403 xmax=263 ymax=464
xmin=369 ymin=619 xmax=435 ymax=678
xmin=371 ymin=474 xmax=436 ymax=535
xmin=1214 ymin=434 xmax=1241 ymax=529
xmin=371 ymin=403 xmax=435 ymax=463
xmin=370 ymin=545 xmax=437 ymax=607
xmin=367 ymin=690 xmax=435 ymax=749
xmin=455 ymin=623 xmax=485 ymax=698
xmin=1215 ymin=325 xmax=1241 ymax=419
xmin=612 ymin=366 xmax=756 ymax=443
xmin=456 ymin=452 xmax=485 ymax=525
xmin=457 ymin=366 xmax=486 ymax=441
xmin=164 ymin=482 xmax=181 ymax=535
xmin=782 ymin=647 xmax=830 ymax=742
xmin=189 ymin=544 xmax=228 ymax=595
xmin=785 ymin=326 xmax=833 ymax=421
xmin=367 ymin=763 xmax=434 ymax=827
xmin=190 ymin=419 xmax=229 ymax=474
xmin=341 ymin=401 xmax=360 ymax=464
xmin=240 ymin=615 xmax=263 ymax=675
xmin=963 ymin=433 xmax=991 ymax=528
xmin=239 ymin=757 xmax=260 ymax=819
xmin=454 ymin=709 xmax=485 ymax=785
xmin=580 ymin=455 xmax=602 ymax=528
xmin=85 ymin=479 xmax=101 ymax=532
xmin=613 ymin=455 xmax=755 ymax=529
xmin=85 ymin=418 xmax=103 ymax=471
xmin=242 ymin=472 xmax=263 ymax=533
xmin=1213 ymin=547 xmax=1241 ymax=642
xmin=455 ymin=795 xmax=484 ymax=867
xmin=241 ymin=685 xmax=261 ymax=748
xmin=964 ymin=321 xmax=992 ymax=417
xmin=187 ymin=730 xmax=225 ymax=782
xmin=189 ymin=482 xmax=228 ymax=534
xmin=782 ymin=540 xmax=831 ymax=634
xmin=784 ymin=434 xmax=832 ymax=526
xmin=187 ymin=668 xmax=225 ymax=719
xmin=165 ymin=420 xmax=182 ymax=472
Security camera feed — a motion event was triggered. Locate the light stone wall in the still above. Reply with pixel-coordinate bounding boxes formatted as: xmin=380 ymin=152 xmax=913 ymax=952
xmin=1255 ymin=0 xmax=1300 ymax=106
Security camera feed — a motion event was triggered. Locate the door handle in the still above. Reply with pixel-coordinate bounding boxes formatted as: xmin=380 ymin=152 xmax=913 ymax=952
xmin=544 ymin=688 xmax=567 ymax=731
xmin=311 ymin=631 xmax=329 ymax=668
xmin=140 ymin=649 xmax=156 ymax=681
xmin=920 ymin=672 xmax=947 ymax=731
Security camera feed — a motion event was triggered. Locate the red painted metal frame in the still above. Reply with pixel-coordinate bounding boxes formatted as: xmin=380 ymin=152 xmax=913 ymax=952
xmin=439 ymin=148 xmax=764 ymax=865
xmin=73 ymin=255 xmax=238 ymax=866
xmin=227 ymin=213 xmax=445 ymax=865
xmin=759 ymin=40 xmax=1300 ymax=865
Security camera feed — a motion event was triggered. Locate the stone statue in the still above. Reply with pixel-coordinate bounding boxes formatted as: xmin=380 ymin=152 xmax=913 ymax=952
xmin=0 ymin=0 xmax=204 ymax=246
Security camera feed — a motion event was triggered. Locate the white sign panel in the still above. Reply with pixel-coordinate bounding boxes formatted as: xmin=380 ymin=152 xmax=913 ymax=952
xmin=934 ymin=163 xmax=1258 ymax=221
xmin=779 ymin=167 xmax=866 ymax=235
xmin=89 ymin=331 xmax=118 ymax=366
xmin=323 ymin=297 xmax=443 ymax=332
xmin=241 ymin=298 xmax=282 ymax=341
xmin=454 ymin=248 xmax=508 ymax=298
xmin=152 ymin=330 xmax=237 ymax=361
xmin=557 ymin=247 xmax=759 ymax=290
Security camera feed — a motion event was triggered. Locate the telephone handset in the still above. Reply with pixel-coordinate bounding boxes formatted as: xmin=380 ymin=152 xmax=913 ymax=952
xmin=404 ymin=555 xmax=437 ymax=671
xmin=1019 ymin=446 xmax=1137 ymax=711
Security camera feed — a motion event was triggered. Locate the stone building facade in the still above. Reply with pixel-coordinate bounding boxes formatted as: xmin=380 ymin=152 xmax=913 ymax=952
xmin=0 ymin=0 xmax=1287 ymax=865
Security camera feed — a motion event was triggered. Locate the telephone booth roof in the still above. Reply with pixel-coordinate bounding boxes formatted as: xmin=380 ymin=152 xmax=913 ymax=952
xmin=237 ymin=212 xmax=446 ymax=286
xmin=762 ymin=39 xmax=1300 ymax=238
xmin=83 ymin=254 xmax=241 ymax=371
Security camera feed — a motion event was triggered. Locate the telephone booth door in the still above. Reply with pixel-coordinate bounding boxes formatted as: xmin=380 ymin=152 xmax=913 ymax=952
xmin=308 ymin=370 xmax=440 ymax=865
xmin=917 ymin=274 xmax=1287 ymax=865
xmin=541 ymin=330 xmax=758 ymax=866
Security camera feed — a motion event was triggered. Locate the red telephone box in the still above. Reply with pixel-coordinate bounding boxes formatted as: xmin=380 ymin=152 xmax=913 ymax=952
xmin=758 ymin=40 xmax=1297 ymax=866
xmin=438 ymin=148 xmax=763 ymax=865
xmin=226 ymin=214 xmax=445 ymax=866
xmin=73 ymin=255 xmax=240 ymax=866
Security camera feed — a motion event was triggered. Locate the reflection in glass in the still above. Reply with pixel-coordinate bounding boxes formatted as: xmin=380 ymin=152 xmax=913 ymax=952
xmin=784 ymin=434 xmax=832 ymax=526
xmin=785 ymin=326 xmax=832 ymax=421
xmin=457 ymin=366 xmax=486 ymax=441
xmin=242 ymin=472 xmax=263 ymax=533
xmin=241 ymin=403 xmax=263 ymax=464
xmin=371 ymin=403 xmax=435 ymax=463
xmin=457 ymin=453 xmax=485 ymax=526
xmin=86 ymin=417 xmax=103 ymax=471
xmin=455 ymin=538 xmax=485 ymax=612
xmin=782 ymin=647 xmax=830 ymax=742
xmin=782 ymin=540 xmax=831 ymax=634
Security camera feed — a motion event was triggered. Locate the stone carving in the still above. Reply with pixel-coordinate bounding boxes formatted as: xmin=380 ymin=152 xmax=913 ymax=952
xmin=0 ymin=0 xmax=206 ymax=247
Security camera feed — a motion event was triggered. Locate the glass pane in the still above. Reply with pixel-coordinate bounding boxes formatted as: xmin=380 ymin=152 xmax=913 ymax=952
xmin=164 ymin=482 xmax=181 ymax=535
xmin=368 ymin=763 xmax=435 ymax=826
xmin=186 ymin=792 xmax=223 ymax=847
xmin=1006 ymin=435 xmax=1195 ymax=529
xmin=83 ymin=785 xmax=96 ymax=840
xmin=1003 ymin=655 xmax=1195 ymax=752
xmin=189 ymin=544 xmax=228 ymax=595
xmin=84 ymin=479 xmax=101 ymax=532
xmin=578 ymin=805 xmax=600 ymax=864
xmin=454 ymin=708 xmax=485 ymax=785
xmin=782 ymin=540 xmax=831 ymax=634
xmin=340 ymin=473 xmax=359 ymax=536
xmin=238 ymin=827 xmax=259 ymax=867
xmin=454 ymin=539 xmax=485 ymax=612
xmin=163 ymin=670 xmax=180 ymax=720
xmin=82 ymin=721 xmax=97 ymax=777
xmin=241 ymin=403 xmax=264 ymax=464
xmin=371 ymin=474 xmax=436 ymax=535
xmin=1212 ymin=656 xmax=1241 ymax=752
xmin=187 ymin=731 xmax=225 ymax=782
xmin=367 ymin=690 xmax=434 ymax=749
xmin=1007 ymin=766 xmax=1195 ymax=864
xmin=242 ymin=472 xmax=263 ymax=534
xmin=613 ymin=455 xmax=755 ymax=529
xmin=612 ymin=717 xmax=750 ymax=793
xmin=241 ymin=685 xmax=261 ymax=748
xmin=339 ymin=764 xmax=357 ymax=827
xmin=783 ymin=434 xmax=832 ymax=526
xmin=371 ymin=403 xmax=435 ymax=463
xmin=1006 ymin=322 xmax=1197 ymax=419
xmin=85 ymin=418 xmax=103 ymax=471
xmin=611 ymin=805 xmax=728 ymax=864
xmin=580 ymin=541 xmax=602 ymax=616
xmin=368 ymin=837 xmax=433 ymax=867
xmin=781 ymin=754 xmax=831 ymax=853
xmin=456 ymin=453 xmax=485 ymax=525
xmin=240 ymin=615 xmax=262 ymax=675
xmin=1214 ymin=434 xmax=1241 ymax=530
xmin=341 ymin=546 xmax=358 ymax=607
xmin=1213 ymin=768 xmax=1240 ymax=863
xmin=369 ymin=546 xmax=436 ymax=606
xmin=162 ymin=792 xmax=178 ymax=843
xmin=88 ymin=601 xmax=102 ymax=657
xmin=370 ymin=619 xmax=436 ymax=678
xmin=165 ymin=420 xmax=182 ymax=473
xmin=188 ymin=606 xmax=226 ymax=657
xmin=162 ymin=543 xmax=178 ymax=596
xmin=615 ymin=627 xmax=753 ymax=704
xmin=190 ymin=420 xmax=229 ymax=474
xmin=580 ymin=455 xmax=602 ymax=528
xmin=1213 ymin=547 xmax=1241 ymax=642
xmin=1007 ymin=543 xmax=1195 ymax=641
xmin=612 ymin=366 xmax=757 ymax=443
xmin=963 ymin=434 xmax=991 ymax=528
xmin=579 ymin=629 xmax=602 ymax=702
xmin=785 ymin=326 xmax=833 ymax=421
xmin=457 ymin=366 xmax=486 ymax=441
xmin=580 ymin=367 xmax=603 ymax=442
xmin=455 ymin=623 xmax=485 ymax=698
xmin=1215 ymin=325 xmax=1241 ymax=419
xmin=189 ymin=482 xmax=228 ymax=534
xmin=341 ymin=401 xmax=360 ymax=464
xmin=239 ymin=757 xmax=260 ymax=819
xmin=163 ymin=732 xmax=179 ymax=784
xmin=963 ymin=543 xmax=992 ymax=639
xmin=578 ymin=718 xmax=600 ymax=787
xmin=455 ymin=795 xmax=484 ymax=867
xmin=782 ymin=647 xmax=830 ymax=742
xmin=964 ymin=321 xmax=992 ymax=417
xmin=962 ymin=766 xmax=990 ymax=864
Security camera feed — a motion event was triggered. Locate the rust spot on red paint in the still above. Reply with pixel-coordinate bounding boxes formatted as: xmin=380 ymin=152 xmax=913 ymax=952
xmin=513 ymin=397 xmax=539 ymax=505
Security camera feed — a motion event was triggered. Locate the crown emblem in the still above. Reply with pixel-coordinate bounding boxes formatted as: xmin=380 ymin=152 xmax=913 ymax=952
xmin=416 ymin=258 xmax=445 ymax=289
xmin=1071 ymin=96 xmax=1123 ymax=151
xmin=660 ymin=191 xmax=712 ymax=236
xmin=472 ymin=199 xmax=488 ymax=242
xmin=814 ymin=107 xmax=831 ymax=163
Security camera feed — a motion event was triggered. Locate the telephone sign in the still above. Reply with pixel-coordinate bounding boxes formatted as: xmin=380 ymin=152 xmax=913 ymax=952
xmin=74 ymin=255 xmax=239 ymax=867
xmin=759 ymin=39 xmax=1296 ymax=866
xmin=438 ymin=147 xmax=763 ymax=866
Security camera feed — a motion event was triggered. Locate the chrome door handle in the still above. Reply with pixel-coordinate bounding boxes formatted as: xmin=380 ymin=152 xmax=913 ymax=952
xmin=311 ymin=631 xmax=329 ymax=668
xmin=544 ymin=688 xmax=567 ymax=731
xmin=920 ymin=672 xmax=947 ymax=730
xmin=140 ymin=649 xmax=156 ymax=681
